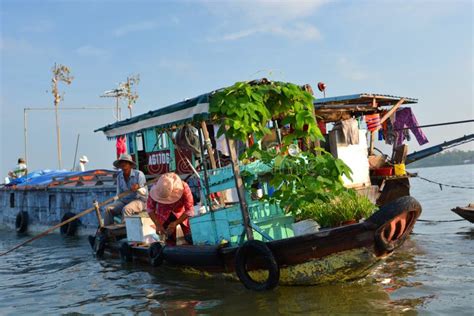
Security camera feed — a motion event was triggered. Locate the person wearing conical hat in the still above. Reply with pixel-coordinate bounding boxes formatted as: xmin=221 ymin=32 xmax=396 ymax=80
xmin=104 ymin=153 xmax=148 ymax=225
xmin=146 ymin=172 xmax=194 ymax=244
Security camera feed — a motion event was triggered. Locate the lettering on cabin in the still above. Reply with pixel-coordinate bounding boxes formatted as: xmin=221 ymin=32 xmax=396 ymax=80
xmin=146 ymin=150 xmax=171 ymax=175
xmin=148 ymin=152 xmax=171 ymax=165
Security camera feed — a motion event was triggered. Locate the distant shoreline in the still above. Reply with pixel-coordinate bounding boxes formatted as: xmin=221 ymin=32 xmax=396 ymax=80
xmin=408 ymin=150 xmax=473 ymax=168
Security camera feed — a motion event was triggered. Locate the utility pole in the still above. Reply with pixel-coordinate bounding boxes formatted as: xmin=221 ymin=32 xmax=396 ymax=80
xmin=51 ymin=64 xmax=73 ymax=169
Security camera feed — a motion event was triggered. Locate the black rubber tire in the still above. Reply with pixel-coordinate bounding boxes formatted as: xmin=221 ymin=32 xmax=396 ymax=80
xmin=367 ymin=196 xmax=422 ymax=253
xmin=15 ymin=211 xmax=28 ymax=234
xmin=60 ymin=212 xmax=80 ymax=236
xmin=88 ymin=235 xmax=96 ymax=249
xmin=235 ymin=240 xmax=280 ymax=291
xmin=119 ymin=241 xmax=133 ymax=262
xmin=148 ymin=242 xmax=164 ymax=267
xmin=94 ymin=232 xmax=107 ymax=258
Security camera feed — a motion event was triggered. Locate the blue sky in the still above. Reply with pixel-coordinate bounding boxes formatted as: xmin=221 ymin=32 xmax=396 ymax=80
xmin=1 ymin=0 xmax=473 ymax=177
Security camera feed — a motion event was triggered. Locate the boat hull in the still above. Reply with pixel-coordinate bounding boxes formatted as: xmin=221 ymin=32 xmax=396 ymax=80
xmin=451 ymin=205 xmax=474 ymax=223
xmin=96 ymin=196 xmax=422 ymax=287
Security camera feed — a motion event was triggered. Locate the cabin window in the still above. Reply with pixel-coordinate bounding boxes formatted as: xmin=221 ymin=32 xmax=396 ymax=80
xmin=136 ymin=132 xmax=144 ymax=152
xmin=49 ymin=194 xmax=56 ymax=212
xmin=9 ymin=193 xmax=14 ymax=208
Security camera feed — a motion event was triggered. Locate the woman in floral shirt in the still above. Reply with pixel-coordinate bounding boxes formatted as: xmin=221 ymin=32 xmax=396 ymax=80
xmin=147 ymin=172 xmax=194 ymax=244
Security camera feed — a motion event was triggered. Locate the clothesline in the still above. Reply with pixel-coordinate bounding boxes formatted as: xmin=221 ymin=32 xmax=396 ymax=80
xmin=394 ymin=119 xmax=474 ymax=131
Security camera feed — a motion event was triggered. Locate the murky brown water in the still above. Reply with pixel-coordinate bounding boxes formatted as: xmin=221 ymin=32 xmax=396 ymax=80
xmin=1 ymin=164 xmax=473 ymax=315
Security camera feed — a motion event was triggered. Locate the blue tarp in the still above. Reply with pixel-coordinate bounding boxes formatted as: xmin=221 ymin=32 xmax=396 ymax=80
xmin=7 ymin=170 xmax=93 ymax=187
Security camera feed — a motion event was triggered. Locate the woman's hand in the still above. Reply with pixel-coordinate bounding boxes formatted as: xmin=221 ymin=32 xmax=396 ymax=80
xmin=166 ymin=221 xmax=177 ymax=236
xmin=155 ymin=223 xmax=166 ymax=238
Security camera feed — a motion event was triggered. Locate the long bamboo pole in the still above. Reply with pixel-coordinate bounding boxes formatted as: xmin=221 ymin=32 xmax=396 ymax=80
xmin=0 ymin=177 xmax=158 ymax=257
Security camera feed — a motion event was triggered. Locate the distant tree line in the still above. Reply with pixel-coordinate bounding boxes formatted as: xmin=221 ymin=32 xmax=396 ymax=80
xmin=409 ymin=149 xmax=474 ymax=168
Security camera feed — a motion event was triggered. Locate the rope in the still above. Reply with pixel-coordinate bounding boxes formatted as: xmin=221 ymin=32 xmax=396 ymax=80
xmin=413 ymin=175 xmax=474 ymax=190
xmin=394 ymin=119 xmax=474 ymax=131
xmin=417 ymin=219 xmax=464 ymax=222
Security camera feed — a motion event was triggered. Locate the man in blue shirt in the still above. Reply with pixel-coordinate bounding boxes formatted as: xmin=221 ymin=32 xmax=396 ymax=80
xmin=104 ymin=153 xmax=148 ymax=225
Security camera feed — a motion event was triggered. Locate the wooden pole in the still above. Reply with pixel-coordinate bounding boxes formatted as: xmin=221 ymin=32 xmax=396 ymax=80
xmin=0 ymin=177 xmax=158 ymax=257
xmin=94 ymin=200 xmax=104 ymax=228
xmin=72 ymin=134 xmax=80 ymax=170
xmin=225 ymin=133 xmax=253 ymax=241
xmin=200 ymin=121 xmax=225 ymax=205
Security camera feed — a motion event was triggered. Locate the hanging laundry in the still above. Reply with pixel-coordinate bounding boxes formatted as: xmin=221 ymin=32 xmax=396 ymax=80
xmin=393 ymin=108 xmax=428 ymax=146
xmin=364 ymin=114 xmax=381 ymax=132
xmin=333 ymin=118 xmax=359 ymax=145
xmin=116 ymin=135 xmax=127 ymax=158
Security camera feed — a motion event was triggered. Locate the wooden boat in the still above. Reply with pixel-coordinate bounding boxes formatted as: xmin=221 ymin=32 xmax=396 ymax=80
xmin=92 ymin=80 xmax=422 ymax=290
xmin=90 ymin=196 xmax=421 ymax=290
xmin=451 ymin=204 xmax=474 ymax=223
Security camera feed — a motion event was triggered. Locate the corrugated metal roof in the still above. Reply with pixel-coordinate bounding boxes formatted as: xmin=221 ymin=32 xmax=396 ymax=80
xmin=314 ymin=93 xmax=418 ymax=107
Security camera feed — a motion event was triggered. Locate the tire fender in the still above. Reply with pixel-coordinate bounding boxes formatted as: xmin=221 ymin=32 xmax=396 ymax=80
xmin=235 ymin=240 xmax=280 ymax=291
xmin=60 ymin=212 xmax=80 ymax=236
xmin=15 ymin=211 xmax=29 ymax=234
xmin=148 ymin=242 xmax=164 ymax=267
xmin=367 ymin=196 xmax=422 ymax=254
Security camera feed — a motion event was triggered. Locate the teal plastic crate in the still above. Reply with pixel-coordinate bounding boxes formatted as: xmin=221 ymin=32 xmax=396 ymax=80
xmin=189 ymin=203 xmax=294 ymax=246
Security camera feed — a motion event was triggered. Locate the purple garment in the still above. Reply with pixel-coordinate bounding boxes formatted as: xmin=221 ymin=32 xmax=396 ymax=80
xmin=394 ymin=108 xmax=428 ymax=146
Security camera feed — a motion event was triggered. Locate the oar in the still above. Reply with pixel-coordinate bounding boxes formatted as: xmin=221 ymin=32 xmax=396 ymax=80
xmin=0 ymin=177 xmax=158 ymax=257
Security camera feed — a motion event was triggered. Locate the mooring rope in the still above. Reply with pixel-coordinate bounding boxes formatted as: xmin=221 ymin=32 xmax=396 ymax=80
xmin=413 ymin=175 xmax=474 ymax=190
xmin=417 ymin=219 xmax=465 ymax=222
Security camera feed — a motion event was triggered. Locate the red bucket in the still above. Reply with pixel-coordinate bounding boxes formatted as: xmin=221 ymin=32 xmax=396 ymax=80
xmin=373 ymin=167 xmax=393 ymax=176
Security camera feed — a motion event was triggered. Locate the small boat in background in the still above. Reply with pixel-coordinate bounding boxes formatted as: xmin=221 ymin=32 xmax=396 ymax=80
xmin=451 ymin=204 xmax=474 ymax=223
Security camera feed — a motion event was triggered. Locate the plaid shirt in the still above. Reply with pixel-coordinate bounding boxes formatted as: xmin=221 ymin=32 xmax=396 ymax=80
xmin=146 ymin=182 xmax=194 ymax=228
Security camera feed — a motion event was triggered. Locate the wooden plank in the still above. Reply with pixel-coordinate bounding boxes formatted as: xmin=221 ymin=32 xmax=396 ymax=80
xmin=201 ymin=121 xmax=225 ymax=205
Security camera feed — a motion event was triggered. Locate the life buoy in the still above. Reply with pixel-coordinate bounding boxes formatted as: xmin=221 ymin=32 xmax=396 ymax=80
xmin=235 ymin=240 xmax=280 ymax=291
xmin=148 ymin=242 xmax=164 ymax=267
xmin=15 ymin=211 xmax=28 ymax=233
xmin=119 ymin=241 xmax=133 ymax=262
xmin=60 ymin=212 xmax=80 ymax=236
xmin=367 ymin=196 xmax=421 ymax=254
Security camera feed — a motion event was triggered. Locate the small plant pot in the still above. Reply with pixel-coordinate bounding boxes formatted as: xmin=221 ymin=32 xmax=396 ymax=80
xmin=340 ymin=219 xmax=358 ymax=226
xmin=292 ymin=219 xmax=320 ymax=236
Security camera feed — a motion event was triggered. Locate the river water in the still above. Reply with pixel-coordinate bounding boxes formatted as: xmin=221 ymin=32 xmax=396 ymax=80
xmin=0 ymin=164 xmax=472 ymax=315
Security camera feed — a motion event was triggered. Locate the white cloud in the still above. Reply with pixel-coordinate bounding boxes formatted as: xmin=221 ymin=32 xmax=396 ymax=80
xmin=208 ymin=22 xmax=321 ymax=42
xmin=158 ymin=59 xmax=193 ymax=73
xmin=75 ymin=45 xmax=108 ymax=58
xmin=114 ymin=21 xmax=158 ymax=37
xmin=337 ymin=57 xmax=368 ymax=81
xmin=205 ymin=0 xmax=330 ymax=42
xmin=0 ymin=38 xmax=34 ymax=53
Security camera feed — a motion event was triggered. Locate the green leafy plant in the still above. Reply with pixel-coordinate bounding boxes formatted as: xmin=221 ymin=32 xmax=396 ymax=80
xmin=298 ymin=191 xmax=378 ymax=228
xmin=209 ymin=79 xmax=376 ymax=227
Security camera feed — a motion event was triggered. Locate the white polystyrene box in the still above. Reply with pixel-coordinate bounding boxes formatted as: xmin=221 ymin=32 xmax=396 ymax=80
xmin=125 ymin=215 xmax=156 ymax=243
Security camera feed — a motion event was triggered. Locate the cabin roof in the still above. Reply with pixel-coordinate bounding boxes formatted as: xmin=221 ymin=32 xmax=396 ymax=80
xmin=96 ymin=90 xmax=418 ymax=138
xmin=314 ymin=93 xmax=417 ymax=108
xmin=95 ymin=93 xmax=211 ymax=138
xmin=314 ymin=93 xmax=418 ymax=122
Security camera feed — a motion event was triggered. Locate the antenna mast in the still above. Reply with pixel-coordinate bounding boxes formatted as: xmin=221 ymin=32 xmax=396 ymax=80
xmin=101 ymin=74 xmax=140 ymax=120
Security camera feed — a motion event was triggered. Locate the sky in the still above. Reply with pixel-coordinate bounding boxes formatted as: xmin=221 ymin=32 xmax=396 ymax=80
xmin=1 ymin=0 xmax=473 ymax=178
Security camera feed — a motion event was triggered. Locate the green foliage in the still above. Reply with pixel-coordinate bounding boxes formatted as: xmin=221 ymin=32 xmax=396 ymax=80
xmin=297 ymin=192 xmax=378 ymax=228
xmin=210 ymin=80 xmax=322 ymax=143
xmin=209 ymin=79 xmax=376 ymax=227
